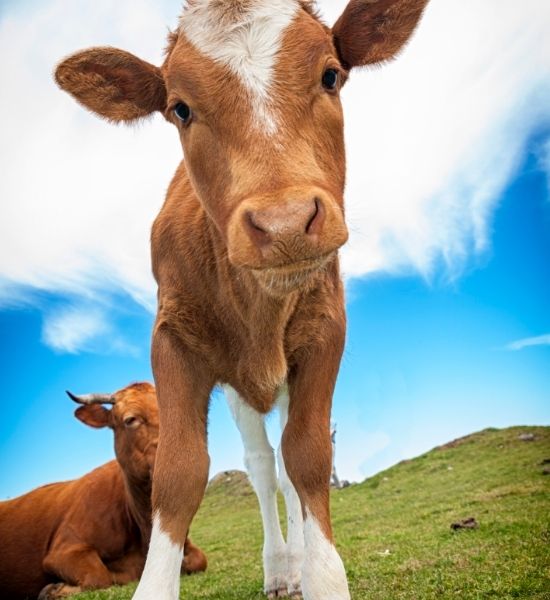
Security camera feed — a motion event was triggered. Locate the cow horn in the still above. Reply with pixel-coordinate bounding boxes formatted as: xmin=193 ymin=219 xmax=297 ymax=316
xmin=66 ymin=390 xmax=115 ymax=405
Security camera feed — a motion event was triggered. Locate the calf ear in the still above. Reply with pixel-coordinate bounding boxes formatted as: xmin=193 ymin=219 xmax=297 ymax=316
xmin=75 ymin=405 xmax=111 ymax=429
xmin=55 ymin=47 xmax=167 ymax=123
xmin=332 ymin=0 xmax=429 ymax=69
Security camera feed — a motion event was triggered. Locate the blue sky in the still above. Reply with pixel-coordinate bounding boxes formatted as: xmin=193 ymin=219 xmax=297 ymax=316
xmin=1 ymin=1 xmax=549 ymax=498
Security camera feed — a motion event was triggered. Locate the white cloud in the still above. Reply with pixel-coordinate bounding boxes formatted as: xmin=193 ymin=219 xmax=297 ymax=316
xmin=1 ymin=0 xmax=549 ymax=318
xmin=0 ymin=0 xmax=179 ymax=313
xmin=504 ymin=333 xmax=550 ymax=351
xmin=336 ymin=0 xmax=550 ymax=279
xmin=333 ymin=419 xmax=391 ymax=482
xmin=539 ymin=137 xmax=550 ymax=196
xmin=42 ymin=305 xmax=108 ymax=353
xmin=41 ymin=302 xmax=140 ymax=355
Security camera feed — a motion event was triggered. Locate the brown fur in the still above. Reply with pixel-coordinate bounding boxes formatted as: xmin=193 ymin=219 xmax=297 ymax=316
xmin=333 ymin=0 xmax=429 ymax=68
xmin=54 ymin=48 xmax=166 ymax=123
xmin=0 ymin=383 xmax=206 ymax=600
xmin=53 ymin=0 xmax=429 ymax=587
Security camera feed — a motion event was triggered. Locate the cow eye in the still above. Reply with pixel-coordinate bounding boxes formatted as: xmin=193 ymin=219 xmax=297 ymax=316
xmin=174 ymin=102 xmax=192 ymax=124
xmin=124 ymin=416 xmax=139 ymax=428
xmin=322 ymin=69 xmax=338 ymax=91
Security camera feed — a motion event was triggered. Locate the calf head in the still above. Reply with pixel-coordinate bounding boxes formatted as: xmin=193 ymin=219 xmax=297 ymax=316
xmin=55 ymin=0 xmax=428 ymax=294
xmin=68 ymin=382 xmax=159 ymax=482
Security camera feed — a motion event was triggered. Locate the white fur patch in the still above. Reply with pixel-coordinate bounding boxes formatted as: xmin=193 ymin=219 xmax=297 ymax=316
xmin=132 ymin=513 xmax=183 ymax=600
xmin=302 ymin=510 xmax=350 ymax=600
xmin=277 ymin=390 xmax=305 ymax=595
xmin=180 ymin=0 xmax=300 ymax=135
xmin=225 ymin=385 xmax=288 ymax=593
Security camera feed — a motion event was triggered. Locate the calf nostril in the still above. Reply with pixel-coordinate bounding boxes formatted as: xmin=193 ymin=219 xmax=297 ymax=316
xmin=246 ymin=211 xmax=267 ymax=234
xmin=245 ymin=210 xmax=272 ymax=247
xmin=305 ymin=199 xmax=319 ymax=233
xmin=305 ymin=198 xmax=323 ymax=235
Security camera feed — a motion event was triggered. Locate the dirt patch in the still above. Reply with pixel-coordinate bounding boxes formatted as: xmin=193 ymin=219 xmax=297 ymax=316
xmin=451 ymin=517 xmax=479 ymax=531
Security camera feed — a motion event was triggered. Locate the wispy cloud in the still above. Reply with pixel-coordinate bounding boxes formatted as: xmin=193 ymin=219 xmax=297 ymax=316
xmin=0 ymin=0 xmax=174 ymax=312
xmin=504 ymin=334 xmax=550 ymax=352
xmin=338 ymin=0 xmax=550 ymax=279
xmin=42 ymin=305 xmax=109 ymax=353
xmin=336 ymin=421 xmax=391 ymax=482
xmin=538 ymin=137 xmax=550 ymax=196
xmin=0 ymin=0 xmax=549 ymax=318
xmin=41 ymin=302 xmax=140 ymax=355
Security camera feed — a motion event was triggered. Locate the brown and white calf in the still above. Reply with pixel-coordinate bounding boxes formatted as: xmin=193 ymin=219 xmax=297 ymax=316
xmin=55 ymin=1 xmax=429 ymax=598
xmin=0 ymin=383 xmax=206 ymax=600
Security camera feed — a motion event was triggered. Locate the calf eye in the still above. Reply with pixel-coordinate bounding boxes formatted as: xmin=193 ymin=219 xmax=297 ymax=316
xmin=124 ymin=416 xmax=139 ymax=428
xmin=174 ymin=102 xmax=192 ymax=124
xmin=322 ymin=68 xmax=339 ymax=91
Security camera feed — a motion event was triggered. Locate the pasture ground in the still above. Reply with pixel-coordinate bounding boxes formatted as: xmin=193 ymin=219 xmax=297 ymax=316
xmin=75 ymin=426 xmax=550 ymax=599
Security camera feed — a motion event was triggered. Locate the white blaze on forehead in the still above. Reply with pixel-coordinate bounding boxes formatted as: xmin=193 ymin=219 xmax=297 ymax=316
xmin=180 ymin=0 xmax=300 ymax=135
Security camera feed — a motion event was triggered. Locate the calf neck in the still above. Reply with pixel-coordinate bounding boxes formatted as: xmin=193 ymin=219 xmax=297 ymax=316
xmin=55 ymin=1 xmax=429 ymax=598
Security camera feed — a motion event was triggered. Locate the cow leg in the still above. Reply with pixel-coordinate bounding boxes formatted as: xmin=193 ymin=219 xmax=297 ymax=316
xmin=42 ymin=543 xmax=113 ymax=590
xmin=281 ymin=327 xmax=350 ymax=600
xmin=277 ymin=392 xmax=304 ymax=598
xmin=225 ymin=386 xmax=288 ymax=598
xmin=106 ymin=549 xmax=145 ymax=584
xmin=132 ymin=329 xmax=213 ymax=600
xmin=182 ymin=537 xmax=208 ymax=574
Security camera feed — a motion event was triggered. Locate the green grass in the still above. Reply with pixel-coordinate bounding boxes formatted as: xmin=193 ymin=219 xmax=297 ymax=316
xmin=75 ymin=426 xmax=550 ymax=599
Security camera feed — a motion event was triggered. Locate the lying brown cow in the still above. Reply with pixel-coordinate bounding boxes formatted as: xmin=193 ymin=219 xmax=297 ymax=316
xmin=0 ymin=382 xmax=206 ymax=600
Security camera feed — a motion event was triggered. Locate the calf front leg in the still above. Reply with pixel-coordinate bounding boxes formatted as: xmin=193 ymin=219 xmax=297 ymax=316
xmin=132 ymin=328 xmax=213 ymax=600
xmin=225 ymin=386 xmax=288 ymax=598
xmin=277 ymin=393 xmax=305 ymax=598
xmin=282 ymin=325 xmax=350 ymax=600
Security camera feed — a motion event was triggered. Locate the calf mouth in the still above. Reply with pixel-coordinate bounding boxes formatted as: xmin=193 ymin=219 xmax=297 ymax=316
xmin=251 ymin=252 xmax=334 ymax=295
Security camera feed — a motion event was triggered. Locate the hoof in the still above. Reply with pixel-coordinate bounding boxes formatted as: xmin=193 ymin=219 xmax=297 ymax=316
xmin=266 ymin=586 xmax=303 ymax=598
xmin=38 ymin=583 xmax=82 ymax=600
xmin=38 ymin=584 xmax=63 ymax=600
xmin=267 ymin=589 xmax=289 ymax=599
xmin=287 ymin=581 xmax=302 ymax=597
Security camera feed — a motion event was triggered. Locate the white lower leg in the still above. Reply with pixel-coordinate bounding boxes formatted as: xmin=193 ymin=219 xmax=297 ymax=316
xmin=302 ymin=510 xmax=350 ymax=600
xmin=132 ymin=512 xmax=183 ymax=600
xmin=277 ymin=444 xmax=304 ymax=595
xmin=250 ymin=449 xmax=288 ymax=595
xmin=225 ymin=386 xmax=287 ymax=595
xmin=278 ymin=394 xmax=304 ymax=595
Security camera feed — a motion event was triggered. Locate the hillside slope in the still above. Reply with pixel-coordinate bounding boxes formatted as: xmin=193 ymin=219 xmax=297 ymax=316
xmin=75 ymin=426 xmax=550 ymax=599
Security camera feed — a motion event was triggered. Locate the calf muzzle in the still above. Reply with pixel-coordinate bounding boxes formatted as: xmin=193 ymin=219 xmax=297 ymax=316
xmin=227 ymin=186 xmax=348 ymax=275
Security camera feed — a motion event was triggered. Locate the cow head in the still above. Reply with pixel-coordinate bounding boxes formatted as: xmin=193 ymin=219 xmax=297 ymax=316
xmin=55 ymin=0 xmax=428 ymax=294
xmin=68 ymin=382 xmax=159 ymax=482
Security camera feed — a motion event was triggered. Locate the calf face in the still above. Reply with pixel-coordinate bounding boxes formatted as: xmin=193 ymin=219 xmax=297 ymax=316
xmin=70 ymin=382 xmax=159 ymax=481
xmin=168 ymin=2 xmax=349 ymax=283
xmin=55 ymin=0 xmax=427 ymax=295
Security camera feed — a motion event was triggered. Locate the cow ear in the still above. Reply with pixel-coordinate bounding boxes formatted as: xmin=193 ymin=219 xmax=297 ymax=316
xmin=75 ymin=405 xmax=111 ymax=429
xmin=332 ymin=0 xmax=429 ymax=69
xmin=54 ymin=47 xmax=167 ymax=123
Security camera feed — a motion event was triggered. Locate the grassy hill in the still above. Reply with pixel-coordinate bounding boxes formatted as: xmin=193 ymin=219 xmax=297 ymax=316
xmin=75 ymin=426 xmax=550 ymax=599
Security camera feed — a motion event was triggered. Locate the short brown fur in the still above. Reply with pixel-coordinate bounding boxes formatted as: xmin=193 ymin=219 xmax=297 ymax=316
xmin=54 ymin=0 xmax=428 ymax=595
